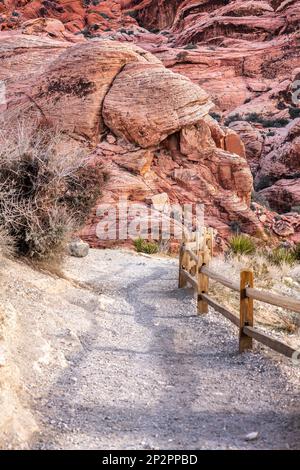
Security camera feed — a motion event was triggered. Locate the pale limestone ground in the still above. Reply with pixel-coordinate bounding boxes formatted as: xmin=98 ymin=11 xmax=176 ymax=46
xmin=0 ymin=249 xmax=299 ymax=449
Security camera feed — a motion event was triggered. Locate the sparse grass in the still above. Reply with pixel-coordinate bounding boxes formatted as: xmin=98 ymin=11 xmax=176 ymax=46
xmin=229 ymin=235 xmax=256 ymax=255
xmin=293 ymin=244 xmax=300 ymax=261
xmin=210 ymin=252 xmax=300 ymax=333
xmin=0 ymin=122 xmax=104 ymax=263
xmin=266 ymin=247 xmax=297 ymax=266
xmin=134 ymin=237 xmax=159 ymax=254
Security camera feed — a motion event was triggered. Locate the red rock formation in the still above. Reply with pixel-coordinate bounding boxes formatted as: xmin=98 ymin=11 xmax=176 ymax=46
xmin=1 ymin=31 xmax=267 ymax=246
xmin=0 ymin=0 xmax=127 ymax=33
xmin=1 ymin=0 xmax=299 ymax=244
xmin=254 ymin=118 xmax=300 ymax=212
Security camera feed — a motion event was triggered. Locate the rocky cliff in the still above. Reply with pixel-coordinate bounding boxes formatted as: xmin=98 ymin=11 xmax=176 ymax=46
xmin=0 ymin=0 xmax=299 ymax=246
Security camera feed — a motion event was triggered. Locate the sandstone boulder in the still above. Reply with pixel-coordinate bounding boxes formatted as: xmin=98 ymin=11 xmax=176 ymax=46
xmin=103 ymin=62 xmax=213 ymax=148
xmin=3 ymin=38 xmax=160 ymax=143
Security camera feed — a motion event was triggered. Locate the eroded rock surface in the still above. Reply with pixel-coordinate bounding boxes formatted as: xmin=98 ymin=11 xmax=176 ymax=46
xmin=1 ymin=0 xmax=299 ymax=243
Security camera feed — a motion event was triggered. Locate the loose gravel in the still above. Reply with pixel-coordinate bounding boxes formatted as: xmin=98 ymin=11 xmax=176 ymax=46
xmin=31 ymin=249 xmax=300 ymax=450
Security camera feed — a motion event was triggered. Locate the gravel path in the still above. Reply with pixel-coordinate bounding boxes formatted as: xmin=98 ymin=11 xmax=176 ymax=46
xmin=32 ymin=249 xmax=300 ymax=450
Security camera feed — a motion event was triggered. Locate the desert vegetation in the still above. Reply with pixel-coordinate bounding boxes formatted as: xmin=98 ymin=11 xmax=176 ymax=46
xmin=0 ymin=123 xmax=103 ymax=264
xmin=216 ymin=234 xmax=300 ymax=333
xmin=134 ymin=237 xmax=159 ymax=254
xmin=225 ymin=113 xmax=290 ymax=128
xmin=228 ymin=234 xmax=300 ymax=266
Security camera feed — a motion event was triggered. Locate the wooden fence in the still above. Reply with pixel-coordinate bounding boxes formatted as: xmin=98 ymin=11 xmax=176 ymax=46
xmin=178 ymin=228 xmax=300 ymax=358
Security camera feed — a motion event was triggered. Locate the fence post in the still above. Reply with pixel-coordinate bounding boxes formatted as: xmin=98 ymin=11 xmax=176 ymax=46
xmin=239 ymin=270 xmax=254 ymax=353
xmin=197 ymin=253 xmax=209 ymax=314
xmin=178 ymin=243 xmax=187 ymax=288
xmin=208 ymin=227 xmax=214 ymax=258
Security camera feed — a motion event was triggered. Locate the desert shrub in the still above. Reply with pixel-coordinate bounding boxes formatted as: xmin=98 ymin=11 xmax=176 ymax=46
xmin=266 ymin=247 xmax=297 ymax=266
xmin=229 ymin=235 xmax=256 ymax=255
xmin=261 ymin=118 xmax=289 ymax=128
xmin=229 ymin=221 xmax=242 ymax=234
xmin=125 ymin=10 xmax=138 ymax=19
xmin=224 ymin=114 xmax=242 ymax=126
xmin=245 ymin=113 xmax=289 ymax=128
xmin=183 ymin=43 xmax=198 ymax=50
xmin=289 ymin=107 xmax=300 ymax=119
xmin=176 ymin=51 xmax=188 ymax=61
xmin=100 ymin=12 xmax=110 ymax=19
xmin=210 ymin=112 xmax=221 ymax=122
xmin=81 ymin=28 xmax=92 ymax=38
xmin=134 ymin=237 xmax=159 ymax=254
xmin=0 ymin=123 xmax=103 ymax=261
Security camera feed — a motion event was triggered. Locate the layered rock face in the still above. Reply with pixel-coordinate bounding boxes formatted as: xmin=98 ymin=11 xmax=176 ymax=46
xmin=119 ymin=0 xmax=300 ymax=219
xmin=1 ymin=0 xmax=300 ymax=244
xmin=0 ymin=1 xmax=125 ymax=33
xmin=1 ymin=31 xmax=266 ymax=247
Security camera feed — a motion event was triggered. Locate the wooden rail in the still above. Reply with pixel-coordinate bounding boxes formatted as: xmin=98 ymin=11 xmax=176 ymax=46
xmin=178 ymin=228 xmax=300 ymax=359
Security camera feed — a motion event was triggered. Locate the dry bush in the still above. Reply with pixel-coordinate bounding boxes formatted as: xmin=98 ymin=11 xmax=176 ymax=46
xmin=0 ymin=227 xmax=15 ymax=259
xmin=0 ymin=122 xmax=104 ymax=262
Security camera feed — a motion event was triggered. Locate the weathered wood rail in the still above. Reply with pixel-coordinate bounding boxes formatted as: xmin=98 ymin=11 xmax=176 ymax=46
xmin=178 ymin=228 xmax=300 ymax=358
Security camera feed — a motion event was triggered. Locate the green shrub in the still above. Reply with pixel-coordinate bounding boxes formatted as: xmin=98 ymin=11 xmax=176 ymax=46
xmin=229 ymin=235 xmax=256 ymax=255
xmin=134 ymin=237 xmax=159 ymax=254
